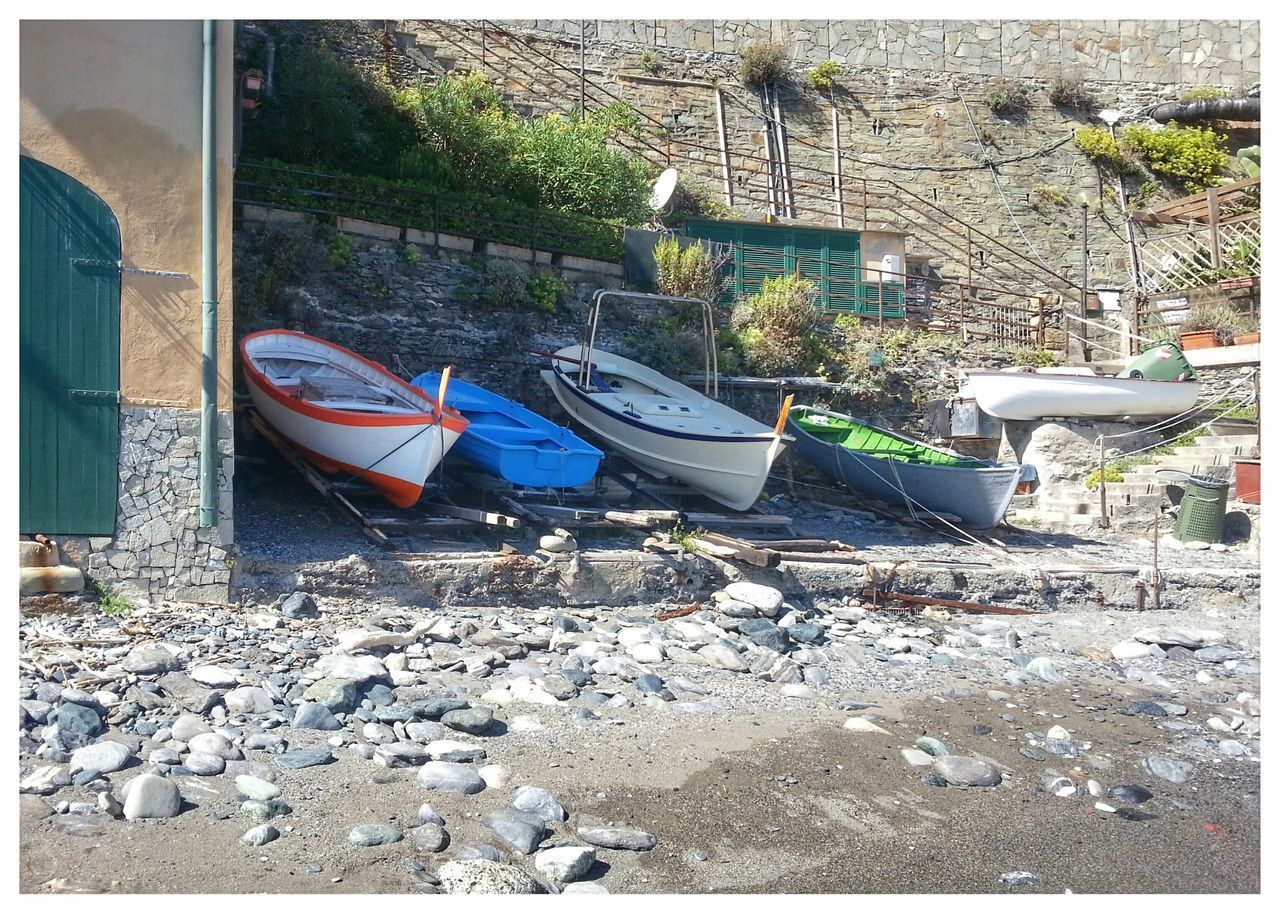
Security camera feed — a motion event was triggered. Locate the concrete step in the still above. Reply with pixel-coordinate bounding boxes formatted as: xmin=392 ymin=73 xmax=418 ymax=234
xmin=1009 ymin=509 xmax=1097 ymax=527
xmin=19 ymin=565 xmax=84 ymax=596
xmin=1169 ymin=445 xmax=1257 ymax=460
xmin=19 ymin=540 xmax=60 ymax=568
xmin=1195 ymin=434 xmax=1259 ymax=447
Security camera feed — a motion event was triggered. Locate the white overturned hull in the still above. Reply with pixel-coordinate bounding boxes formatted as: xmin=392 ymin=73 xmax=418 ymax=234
xmin=965 ymin=371 xmax=1200 ymax=421
xmin=542 ymin=346 xmax=785 ymax=510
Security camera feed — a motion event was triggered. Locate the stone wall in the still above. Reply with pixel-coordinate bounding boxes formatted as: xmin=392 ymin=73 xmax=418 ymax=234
xmin=499 ymin=20 xmax=1260 ymax=83
xmin=59 ymin=408 xmax=234 ymax=606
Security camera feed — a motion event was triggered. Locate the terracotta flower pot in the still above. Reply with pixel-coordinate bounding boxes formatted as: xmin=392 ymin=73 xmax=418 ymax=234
xmin=1233 ymin=331 xmax=1260 ymax=346
xmin=1179 ymin=330 xmax=1220 ymax=350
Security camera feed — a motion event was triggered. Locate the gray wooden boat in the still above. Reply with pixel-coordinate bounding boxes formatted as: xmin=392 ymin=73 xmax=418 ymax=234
xmin=787 ymin=405 xmax=1023 ymax=529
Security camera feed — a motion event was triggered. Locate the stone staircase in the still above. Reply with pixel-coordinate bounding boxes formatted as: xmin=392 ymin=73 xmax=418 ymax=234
xmin=19 ymin=539 xmax=85 ymax=596
xmin=1010 ymin=432 xmax=1259 ymax=530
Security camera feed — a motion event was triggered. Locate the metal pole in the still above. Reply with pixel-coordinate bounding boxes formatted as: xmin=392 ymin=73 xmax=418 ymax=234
xmin=760 ymin=87 xmax=777 ymax=218
xmin=831 ymin=101 xmax=844 ymax=228
xmin=714 ymin=88 xmax=734 ymax=209
xmin=199 ymin=19 xmax=219 ymax=528
xmin=579 ymin=20 xmax=586 ymax=118
xmin=1097 ymin=436 xmax=1110 ymax=529
xmin=1079 ymin=203 xmax=1090 ymax=362
xmin=1152 ymin=502 xmax=1161 ymax=611
xmin=770 ymin=84 xmax=794 ymax=218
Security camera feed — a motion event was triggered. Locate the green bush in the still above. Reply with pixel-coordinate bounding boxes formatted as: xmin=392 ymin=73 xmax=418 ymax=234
xmin=808 ymin=60 xmax=843 ymax=92
xmin=653 ymin=236 xmax=724 ymax=305
xmin=1180 ymin=303 xmax=1245 ymax=344
xmin=640 ymin=49 xmax=660 ymax=75
xmin=1074 ymin=126 xmax=1131 ymax=169
xmin=1180 ymin=86 xmax=1231 ymax=101
xmin=731 ymin=275 xmax=826 ymax=375
xmin=740 ymin=42 xmax=792 ymax=88
xmin=623 ymin=315 xmax=707 ymax=376
xmin=233 ymin=220 xmax=325 ymax=324
xmin=528 ymin=272 xmax=569 ymax=314
xmin=1030 ymin=185 xmax=1068 ymax=209
xmin=984 ymin=79 xmax=1029 ymax=117
xmin=1048 ymin=76 xmax=1094 ymax=110
xmin=476 ymin=261 xmax=531 ymax=311
xmin=1120 ymin=124 xmax=1230 ymax=192
xmin=1012 ymin=347 xmax=1059 ymax=367
xmin=1084 ymin=464 xmax=1126 ymax=490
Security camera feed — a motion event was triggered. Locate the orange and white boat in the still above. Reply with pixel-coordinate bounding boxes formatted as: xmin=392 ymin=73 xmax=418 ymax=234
xmin=241 ymin=330 xmax=468 ymax=507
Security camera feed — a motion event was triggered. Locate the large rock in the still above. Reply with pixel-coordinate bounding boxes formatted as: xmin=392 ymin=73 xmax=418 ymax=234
xmin=482 ymin=807 xmax=546 ymax=854
xmin=70 ymin=741 xmax=134 ymax=777
xmin=279 ymin=591 xmax=319 ymax=619
xmin=302 ymin=678 xmax=363 ymax=713
xmin=312 ymin=654 xmax=388 ymax=684
xmin=723 ymin=581 xmax=785 ymax=614
xmin=511 ymin=785 xmax=567 ymax=822
xmin=1133 ymin=627 xmax=1221 ymax=649
xmin=121 ymin=642 xmax=182 ymax=675
xmin=224 ymin=687 xmax=277 ymax=715
xmin=425 ymin=740 xmax=486 ymax=763
xmin=50 ymin=703 xmax=103 ymax=737
xmin=291 ymin=702 xmax=343 ymax=731
xmin=1002 ymin=420 xmax=1162 ymax=496
xmin=417 ymin=761 xmax=485 ymax=794
xmin=156 ymin=672 xmax=218 ymax=713
xmin=535 ymin=846 xmax=596 ymax=883
xmin=934 ymin=755 xmax=1002 ymax=787
xmin=576 ymin=817 xmax=657 ymax=850
xmin=441 ymin=706 xmax=494 ymax=734
xmin=698 ymin=643 xmax=749 ymax=672
xmin=437 ymin=859 xmax=540 ymax=894
xmin=122 ymin=773 xmax=182 ymax=820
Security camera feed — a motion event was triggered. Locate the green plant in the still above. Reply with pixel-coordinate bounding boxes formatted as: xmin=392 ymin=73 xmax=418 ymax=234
xmin=233 ymin=220 xmax=326 ymax=324
xmin=1119 ymin=124 xmax=1230 ymax=193
xmin=1232 ymin=145 xmax=1260 ymax=179
xmin=527 ymin=271 xmax=569 ymax=314
xmin=1180 ymin=86 xmax=1231 ymax=101
xmin=1012 ymin=348 xmax=1059 ymax=367
xmin=668 ymin=519 xmax=702 ymax=550
xmin=1030 ymin=184 xmax=1068 ymax=209
xmin=451 ymin=283 xmax=477 ymax=306
xmin=808 ymin=60 xmax=843 ymax=92
xmin=983 ymin=79 xmax=1029 ymax=117
xmin=1180 ymin=303 xmax=1245 ymax=344
xmin=1127 ymin=180 xmax=1162 ymax=211
xmin=639 ymin=49 xmax=660 ymax=75
xmin=400 ymin=244 xmax=422 ymax=265
xmin=740 ymin=42 xmax=792 ymax=88
xmin=96 ymin=585 xmax=134 ymax=617
xmin=1084 ymin=464 xmax=1127 ymax=490
xmin=653 ymin=236 xmax=725 ymax=305
xmin=476 ymin=260 xmax=531 ymax=311
xmin=623 ymin=315 xmax=707 ymax=376
xmin=319 ymin=226 xmax=353 ymax=269
xmin=1048 ymin=76 xmax=1095 ymax=110
xmin=731 ymin=275 xmax=825 ymax=376
xmin=1074 ymin=126 xmax=1131 ymax=169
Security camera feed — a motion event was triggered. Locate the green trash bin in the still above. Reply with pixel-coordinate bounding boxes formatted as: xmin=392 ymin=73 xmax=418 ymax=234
xmin=1173 ymin=474 xmax=1229 ymax=544
xmin=1122 ymin=340 xmax=1197 ymax=381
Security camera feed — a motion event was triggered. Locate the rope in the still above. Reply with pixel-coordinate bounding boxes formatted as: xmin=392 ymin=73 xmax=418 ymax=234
xmin=1096 ymin=369 xmax=1259 ymax=442
xmin=953 ymin=82 xmax=1060 ymax=277
xmin=1059 ymin=309 xmax=1158 ymax=348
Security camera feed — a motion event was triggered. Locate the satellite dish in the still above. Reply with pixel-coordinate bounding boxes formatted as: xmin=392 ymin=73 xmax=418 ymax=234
xmin=648 ymin=168 xmax=679 ymax=212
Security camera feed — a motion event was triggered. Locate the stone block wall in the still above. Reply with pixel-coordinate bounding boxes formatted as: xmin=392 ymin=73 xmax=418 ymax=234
xmin=59 ymin=408 xmax=234 ymax=606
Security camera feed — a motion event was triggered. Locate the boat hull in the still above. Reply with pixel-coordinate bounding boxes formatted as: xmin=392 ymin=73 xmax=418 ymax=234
xmin=541 ymin=353 xmax=784 ymax=511
xmin=412 ymin=372 xmax=603 ymax=489
xmin=242 ymin=331 xmax=465 ymax=507
xmin=787 ymin=409 xmax=1022 ymax=529
xmin=965 ymin=371 xmax=1200 ymax=421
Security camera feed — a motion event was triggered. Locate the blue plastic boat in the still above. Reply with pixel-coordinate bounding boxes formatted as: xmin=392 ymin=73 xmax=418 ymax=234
xmin=411 ymin=371 xmax=604 ymax=488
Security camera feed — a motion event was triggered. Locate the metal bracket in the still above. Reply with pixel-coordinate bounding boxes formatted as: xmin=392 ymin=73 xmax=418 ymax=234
xmin=69 ymin=389 xmax=120 ymax=402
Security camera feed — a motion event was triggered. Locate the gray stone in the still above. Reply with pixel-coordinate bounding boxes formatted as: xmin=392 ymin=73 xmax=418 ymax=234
xmin=122 ymin=643 xmax=181 ymax=675
xmin=1144 ymin=755 xmax=1193 ymax=783
xmin=576 ymin=817 xmax=657 ymax=850
xmin=50 ymin=704 xmax=102 ymax=737
xmin=170 ymin=713 xmax=212 ymax=741
xmin=274 ymin=748 xmax=334 ymax=770
xmin=183 ymin=752 xmax=226 ymax=776
xmin=1025 ymin=657 xmax=1066 ymax=684
xmin=933 ymin=755 xmax=1002 ymax=787
xmin=411 ymin=697 xmax=469 ymax=719
xmin=302 ymin=678 xmax=363 ymax=713
xmin=415 ymin=803 xmax=445 ymax=826
xmin=291 ymin=702 xmax=343 ymax=731
xmin=788 ymin=623 xmax=824 ymax=644
xmin=417 ymin=761 xmax=485 ymax=794
xmin=511 ymin=785 xmax=567 ymax=822
xmin=426 ymin=740 xmax=487 ymax=763
xmin=224 ymin=687 xmax=276 ymax=715
xmin=411 ymin=823 xmax=450 ymax=852
xmin=437 ymin=859 xmax=540 ymax=894
xmin=156 ymin=672 xmax=218 ymax=713
xmin=914 ymin=736 xmax=949 ymax=757
xmin=241 ymin=799 xmax=292 ymax=823
xmin=241 ymin=824 xmax=280 ymax=846
xmin=187 ymin=732 xmax=237 ymax=759
xmin=313 ymin=654 xmax=387 ymax=684
xmin=122 ymin=773 xmax=182 ymax=820
xmin=442 ymin=706 xmax=494 ymax=734
xmin=454 ymin=844 xmax=502 ymax=862
xmin=535 ymin=845 xmax=596 ymax=883
xmin=698 ymin=643 xmax=749 ymax=672
xmin=349 ymin=824 xmax=403 ymax=846
xmin=20 ymin=766 xmax=71 ymax=795
xmin=280 ymin=591 xmax=319 ymax=619
xmin=374 ymin=743 xmax=430 ymax=768
xmin=235 ymin=775 xmax=282 ymax=801
xmin=723 ymin=581 xmax=784 ymax=614
xmin=405 ymin=721 xmax=448 ymax=743
xmin=482 ymin=806 xmax=546 ymax=854
xmin=1132 ymin=627 xmax=1213 ymax=649
xmin=69 ymin=740 xmax=134 ymax=777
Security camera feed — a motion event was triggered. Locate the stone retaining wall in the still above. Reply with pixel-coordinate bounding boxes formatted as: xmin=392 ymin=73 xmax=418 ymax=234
xmin=58 ymin=408 xmax=234 ymax=606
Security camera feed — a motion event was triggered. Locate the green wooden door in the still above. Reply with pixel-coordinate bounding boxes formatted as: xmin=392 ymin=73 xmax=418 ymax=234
xmin=20 ymin=156 xmax=121 ymax=535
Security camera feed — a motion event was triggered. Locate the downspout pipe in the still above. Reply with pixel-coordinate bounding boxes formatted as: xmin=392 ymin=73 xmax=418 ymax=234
xmin=1150 ymin=96 xmax=1261 ymax=124
xmin=199 ymin=19 xmax=219 ymax=527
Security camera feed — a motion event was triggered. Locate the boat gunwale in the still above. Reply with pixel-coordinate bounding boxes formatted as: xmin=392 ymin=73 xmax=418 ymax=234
xmin=242 ymin=330 xmax=469 ymax=433
xmin=790 ymin=404 xmax=991 ymax=469
xmin=962 ymin=370 xmax=1200 ymax=386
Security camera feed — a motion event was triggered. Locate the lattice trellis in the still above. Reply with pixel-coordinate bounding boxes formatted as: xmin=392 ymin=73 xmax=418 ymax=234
xmin=1138 ymin=217 xmax=1260 ymax=293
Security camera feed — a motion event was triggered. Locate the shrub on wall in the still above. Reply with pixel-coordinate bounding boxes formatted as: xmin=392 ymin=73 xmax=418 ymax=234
xmin=740 ymin=42 xmax=792 ymax=88
xmin=983 ymin=79 xmax=1029 ymax=117
xmin=731 ymin=275 xmax=826 ymax=375
xmin=1119 ymin=124 xmax=1230 ymax=193
xmin=808 ymin=60 xmax=844 ymax=93
xmin=653 ymin=236 xmax=725 ymax=305
xmin=1073 ymin=127 xmax=1132 ymax=169
xmin=1048 ymin=76 xmax=1095 ymax=111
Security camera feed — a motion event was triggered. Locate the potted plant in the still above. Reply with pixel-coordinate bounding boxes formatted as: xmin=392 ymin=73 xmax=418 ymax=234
xmin=1233 ymin=316 xmax=1260 ymax=346
xmin=1179 ymin=303 xmax=1243 ymax=349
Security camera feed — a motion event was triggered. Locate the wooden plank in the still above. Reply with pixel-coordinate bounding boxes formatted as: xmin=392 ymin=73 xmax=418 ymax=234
xmin=419 ymin=502 xmax=521 ymax=529
xmin=774 ymin=551 xmax=865 ymax=565
xmin=693 ymin=531 xmax=781 ymax=568
xmin=861 ymin=587 xmax=1034 ymax=615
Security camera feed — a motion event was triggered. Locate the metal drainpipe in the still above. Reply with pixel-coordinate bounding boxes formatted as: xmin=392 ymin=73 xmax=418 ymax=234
xmin=199 ymin=19 xmax=219 ymax=527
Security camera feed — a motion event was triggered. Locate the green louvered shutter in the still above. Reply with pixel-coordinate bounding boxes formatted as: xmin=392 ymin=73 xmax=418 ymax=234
xmin=827 ymin=230 xmax=862 ymax=314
